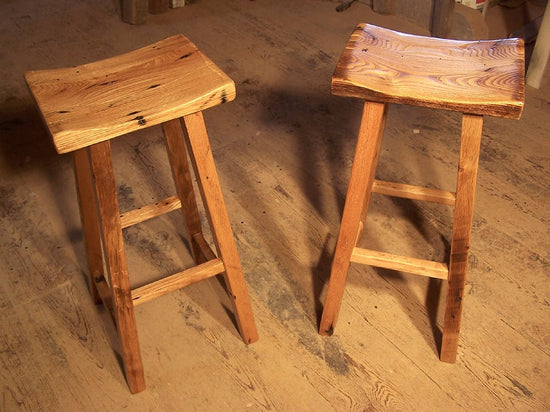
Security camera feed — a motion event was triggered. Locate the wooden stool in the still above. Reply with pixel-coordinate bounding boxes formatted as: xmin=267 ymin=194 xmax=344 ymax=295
xmin=319 ymin=24 xmax=524 ymax=362
xmin=25 ymin=35 xmax=258 ymax=393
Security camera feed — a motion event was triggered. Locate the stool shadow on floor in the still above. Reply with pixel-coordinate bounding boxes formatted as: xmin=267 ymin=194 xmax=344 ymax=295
xmin=257 ymin=87 xmax=362 ymax=222
xmin=311 ymin=104 xmax=455 ymax=356
xmin=0 ymin=100 xmax=71 ymax=220
xmin=255 ymin=87 xmax=361 ymax=318
xmin=387 ymin=195 xmax=452 ymax=354
xmin=365 ymin=193 xmax=452 ymax=355
xmin=0 ymin=98 xmax=92 ymax=283
xmin=314 ymin=215 xmax=450 ymax=357
xmin=255 ymin=87 xmax=450 ymax=356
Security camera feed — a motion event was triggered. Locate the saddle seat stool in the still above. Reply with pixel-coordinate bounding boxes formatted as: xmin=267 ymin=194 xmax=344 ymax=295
xmin=319 ymin=24 xmax=525 ymax=362
xmin=25 ymin=34 xmax=259 ymax=393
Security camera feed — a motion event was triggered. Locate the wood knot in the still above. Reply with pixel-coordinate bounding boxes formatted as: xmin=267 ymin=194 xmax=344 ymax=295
xmin=135 ymin=115 xmax=146 ymax=126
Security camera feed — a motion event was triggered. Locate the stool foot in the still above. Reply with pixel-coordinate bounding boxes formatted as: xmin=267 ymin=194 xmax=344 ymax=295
xmin=181 ymin=112 xmax=259 ymax=344
xmin=320 ymin=101 xmax=387 ymax=335
xmin=441 ymin=114 xmax=483 ymax=363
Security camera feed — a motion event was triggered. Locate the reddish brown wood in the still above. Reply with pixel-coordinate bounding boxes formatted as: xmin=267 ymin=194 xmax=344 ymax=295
xmin=73 ymin=148 xmax=102 ymax=304
xmin=120 ymin=196 xmax=182 ymax=228
xmin=319 ymin=101 xmax=387 ymax=336
xmin=320 ymin=23 xmax=525 ymax=364
xmin=441 ymin=114 xmax=484 ymax=363
xmin=351 ymin=248 xmax=449 ymax=279
xmin=26 ymin=33 xmax=259 ymax=393
xmin=372 ymin=180 xmax=456 ymax=205
xmin=131 ymin=259 xmax=225 ymax=306
xmin=192 ymin=233 xmax=218 ymax=262
xmin=331 ymin=23 xmax=525 ymax=119
xmin=181 ymin=112 xmax=259 ymax=345
xmin=89 ymin=141 xmax=146 ymax=393
xmin=163 ymin=118 xmax=205 ymax=264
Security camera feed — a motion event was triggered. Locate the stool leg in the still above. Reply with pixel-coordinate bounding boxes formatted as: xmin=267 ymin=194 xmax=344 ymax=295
xmin=163 ymin=119 xmax=206 ymax=264
xmin=319 ymin=101 xmax=388 ymax=335
xmin=73 ymin=148 xmax=102 ymax=304
xmin=441 ymin=113 xmax=483 ymax=363
xmin=89 ymin=140 xmax=146 ymax=393
xmin=181 ymin=112 xmax=259 ymax=345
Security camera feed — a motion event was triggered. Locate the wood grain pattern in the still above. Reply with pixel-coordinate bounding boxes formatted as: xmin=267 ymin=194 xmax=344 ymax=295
xmin=332 ymin=23 xmax=525 ymax=118
xmin=324 ymin=23 xmax=526 ymax=364
xmin=441 ymin=114 xmax=484 ymax=363
xmin=25 ymin=30 xmax=256 ymax=390
xmin=372 ymin=179 xmax=456 ymax=205
xmin=319 ymin=101 xmax=387 ymax=336
xmin=4 ymin=0 xmax=548 ymax=409
xmin=131 ymin=258 xmax=225 ymax=306
xmin=73 ymin=148 xmax=103 ymax=304
xmin=181 ymin=112 xmax=259 ymax=345
xmin=351 ymin=247 xmax=449 ymax=279
xmin=163 ymin=118 xmax=205 ymax=263
xmin=24 ymin=34 xmax=236 ymax=153
xmin=88 ymin=141 xmax=146 ymax=393
xmin=119 ymin=195 xmax=182 ymax=228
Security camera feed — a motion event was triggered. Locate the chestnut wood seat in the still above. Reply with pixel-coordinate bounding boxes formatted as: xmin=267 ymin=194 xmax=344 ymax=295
xmin=25 ymin=34 xmax=234 ymax=154
xmin=331 ymin=24 xmax=524 ymax=118
xmin=25 ymin=34 xmax=258 ymax=393
xmin=319 ymin=24 xmax=524 ymax=363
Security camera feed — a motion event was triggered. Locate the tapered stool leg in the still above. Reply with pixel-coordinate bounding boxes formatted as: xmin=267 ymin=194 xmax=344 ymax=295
xmin=441 ymin=114 xmax=484 ymax=363
xmin=181 ymin=112 xmax=259 ymax=344
xmin=163 ymin=119 xmax=206 ymax=264
xmin=319 ymin=101 xmax=387 ymax=335
xmin=89 ymin=141 xmax=146 ymax=393
xmin=73 ymin=148 xmax=103 ymax=305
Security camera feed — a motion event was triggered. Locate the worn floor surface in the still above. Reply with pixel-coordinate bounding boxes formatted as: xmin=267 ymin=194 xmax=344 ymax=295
xmin=1 ymin=0 xmax=549 ymax=410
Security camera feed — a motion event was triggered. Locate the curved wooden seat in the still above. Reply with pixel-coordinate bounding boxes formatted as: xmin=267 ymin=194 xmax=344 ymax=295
xmin=321 ymin=24 xmax=526 ymax=364
xmin=25 ymin=35 xmax=257 ymax=393
xmin=332 ymin=23 xmax=525 ymax=119
xmin=25 ymin=34 xmax=235 ymax=154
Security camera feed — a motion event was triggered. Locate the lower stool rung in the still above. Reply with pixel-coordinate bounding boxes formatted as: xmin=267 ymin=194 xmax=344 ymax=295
xmin=131 ymin=258 xmax=225 ymax=306
xmin=351 ymin=247 xmax=449 ymax=279
xmin=372 ymin=180 xmax=456 ymax=206
xmin=120 ymin=196 xmax=182 ymax=229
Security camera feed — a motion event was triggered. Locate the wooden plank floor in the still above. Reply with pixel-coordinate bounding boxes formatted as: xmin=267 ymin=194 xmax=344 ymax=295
xmin=1 ymin=0 xmax=549 ymax=409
